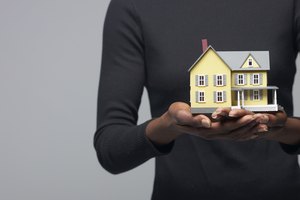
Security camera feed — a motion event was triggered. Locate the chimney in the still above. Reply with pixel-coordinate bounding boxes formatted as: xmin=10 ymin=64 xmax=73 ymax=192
xmin=202 ymin=39 xmax=208 ymax=53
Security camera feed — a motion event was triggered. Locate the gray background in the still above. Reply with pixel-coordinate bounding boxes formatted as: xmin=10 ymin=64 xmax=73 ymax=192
xmin=0 ymin=0 xmax=299 ymax=200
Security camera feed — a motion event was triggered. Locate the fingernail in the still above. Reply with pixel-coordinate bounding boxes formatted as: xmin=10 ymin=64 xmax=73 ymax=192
xmin=258 ymin=126 xmax=268 ymax=132
xmin=202 ymin=119 xmax=211 ymax=128
xmin=211 ymin=112 xmax=218 ymax=119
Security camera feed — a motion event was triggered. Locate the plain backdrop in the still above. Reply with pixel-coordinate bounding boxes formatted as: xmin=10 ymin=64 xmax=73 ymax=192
xmin=0 ymin=1 xmax=299 ymax=200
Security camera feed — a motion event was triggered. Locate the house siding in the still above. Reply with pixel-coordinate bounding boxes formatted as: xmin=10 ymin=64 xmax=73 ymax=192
xmin=190 ymin=49 xmax=232 ymax=109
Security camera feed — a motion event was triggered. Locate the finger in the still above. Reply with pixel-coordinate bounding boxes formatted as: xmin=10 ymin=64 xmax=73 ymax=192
xmin=220 ymin=122 xmax=268 ymax=141
xmin=199 ymin=120 xmax=268 ymax=141
xmin=228 ymin=109 xmax=254 ymax=118
xmin=173 ymin=124 xmax=211 ymax=138
xmin=218 ymin=120 xmax=258 ymax=141
xmin=211 ymin=107 xmax=231 ymax=119
xmin=256 ymin=123 xmax=269 ymax=133
xmin=237 ymin=123 xmax=268 ymax=141
xmin=264 ymin=111 xmax=287 ymax=127
xmin=253 ymin=113 xmax=269 ymax=124
xmin=168 ymin=102 xmax=212 ymax=128
xmin=211 ymin=114 xmax=255 ymax=133
xmin=193 ymin=114 xmax=211 ymax=128
xmin=177 ymin=114 xmax=212 ymax=128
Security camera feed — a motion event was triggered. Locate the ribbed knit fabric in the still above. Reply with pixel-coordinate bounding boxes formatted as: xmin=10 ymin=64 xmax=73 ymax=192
xmin=94 ymin=0 xmax=300 ymax=199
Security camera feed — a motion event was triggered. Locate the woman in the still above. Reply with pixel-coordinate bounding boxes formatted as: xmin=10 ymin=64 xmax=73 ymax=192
xmin=94 ymin=0 xmax=300 ymax=199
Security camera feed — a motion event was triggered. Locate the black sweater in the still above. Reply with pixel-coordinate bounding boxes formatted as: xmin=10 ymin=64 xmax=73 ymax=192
xmin=94 ymin=0 xmax=300 ymax=199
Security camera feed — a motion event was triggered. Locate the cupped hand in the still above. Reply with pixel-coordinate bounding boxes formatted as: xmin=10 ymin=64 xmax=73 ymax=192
xmin=162 ymin=102 xmax=270 ymax=141
xmin=146 ymin=102 xmax=285 ymax=145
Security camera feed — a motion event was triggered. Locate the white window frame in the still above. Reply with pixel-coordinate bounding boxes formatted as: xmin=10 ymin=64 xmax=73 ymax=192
xmin=253 ymin=90 xmax=260 ymax=100
xmin=253 ymin=73 xmax=260 ymax=85
xmin=197 ymin=91 xmax=205 ymax=102
xmin=216 ymin=74 xmax=224 ymax=86
xmin=216 ymin=91 xmax=224 ymax=102
xmin=237 ymin=74 xmax=245 ymax=85
xmin=197 ymin=75 xmax=206 ymax=86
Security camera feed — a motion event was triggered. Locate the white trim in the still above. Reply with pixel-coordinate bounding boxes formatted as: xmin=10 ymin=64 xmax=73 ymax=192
xmin=274 ymin=89 xmax=277 ymax=105
xmin=232 ymin=105 xmax=278 ymax=112
xmin=237 ymin=90 xmax=240 ymax=107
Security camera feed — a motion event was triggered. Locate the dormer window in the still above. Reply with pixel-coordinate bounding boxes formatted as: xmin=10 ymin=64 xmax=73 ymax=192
xmin=248 ymin=59 xmax=253 ymax=67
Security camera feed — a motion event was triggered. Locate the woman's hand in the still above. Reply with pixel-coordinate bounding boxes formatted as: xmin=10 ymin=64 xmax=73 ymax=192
xmin=146 ymin=102 xmax=269 ymax=145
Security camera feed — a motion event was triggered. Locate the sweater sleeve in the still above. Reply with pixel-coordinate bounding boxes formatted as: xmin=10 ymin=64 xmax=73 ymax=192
xmin=280 ymin=116 xmax=300 ymax=155
xmin=282 ymin=0 xmax=300 ymax=155
xmin=295 ymin=0 xmax=300 ymax=51
xmin=94 ymin=0 xmax=173 ymax=174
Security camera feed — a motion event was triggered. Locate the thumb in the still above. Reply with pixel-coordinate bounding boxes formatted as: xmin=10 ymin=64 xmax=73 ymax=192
xmin=168 ymin=102 xmax=193 ymax=125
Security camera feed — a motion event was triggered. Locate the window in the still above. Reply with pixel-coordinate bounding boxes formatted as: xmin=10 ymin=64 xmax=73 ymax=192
xmin=216 ymin=75 xmax=223 ymax=86
xmin=197 ymin=91 xmax=205 ymax=102
xmin=214 ymin=91 xmax=226 ymax=103
xmin=237 ymin=74 xmax=245 ymax=85
xmin=253 ymin=74 xmax=260 ymax=85
xmin=198 ymin=75 xmax=205 ymax=86
xmin=216 ymin=91 xmax=223 ymax=102
xmin=249 ymin=59 xmax=253 ymax=66
xmin=253 ymin=90 xmax=260 ymax=100
xmin=196 ymin=75 xmax=207 ymax=86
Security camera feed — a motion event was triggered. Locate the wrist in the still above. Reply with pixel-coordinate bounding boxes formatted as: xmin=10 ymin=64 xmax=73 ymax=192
xmin=264 ymin=118 xmax=300 ymax=145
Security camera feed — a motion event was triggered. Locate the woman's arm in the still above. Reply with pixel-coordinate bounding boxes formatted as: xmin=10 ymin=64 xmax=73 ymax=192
xmin=263 ymin=116 xmax=300 ymax=154
xmin=94 ymin=0 xmax=171 ymax=174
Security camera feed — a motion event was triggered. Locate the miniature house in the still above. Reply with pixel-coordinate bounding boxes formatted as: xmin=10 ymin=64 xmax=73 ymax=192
xmin=189 ymin=42 xmax=279 ymax=114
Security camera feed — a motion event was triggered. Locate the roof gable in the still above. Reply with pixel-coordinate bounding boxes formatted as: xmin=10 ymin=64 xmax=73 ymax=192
xmin=217 ymin=51 xmax=270 ymax=71
xmin=188 ymin=46 xmax=231 ymax=72
xmin=240 ymin=54 xmax=261 ymax=69
xmin=188 ymin=46 xmax=270 ymax=72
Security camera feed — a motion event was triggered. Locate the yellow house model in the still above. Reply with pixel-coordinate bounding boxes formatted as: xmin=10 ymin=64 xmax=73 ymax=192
xmin=189 ymin=45 xmax=279 ymax=114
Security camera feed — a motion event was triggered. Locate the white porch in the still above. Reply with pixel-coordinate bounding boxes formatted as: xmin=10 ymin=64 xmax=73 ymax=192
xmin=231 ymin=86 xmax=279 ymax=112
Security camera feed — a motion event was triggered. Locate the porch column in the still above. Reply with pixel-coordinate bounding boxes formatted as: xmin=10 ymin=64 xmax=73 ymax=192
xmin=274 ymin=89 xmax=277 ymax=105
xmin=241 ymin=90 xmax=245 ymax=108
